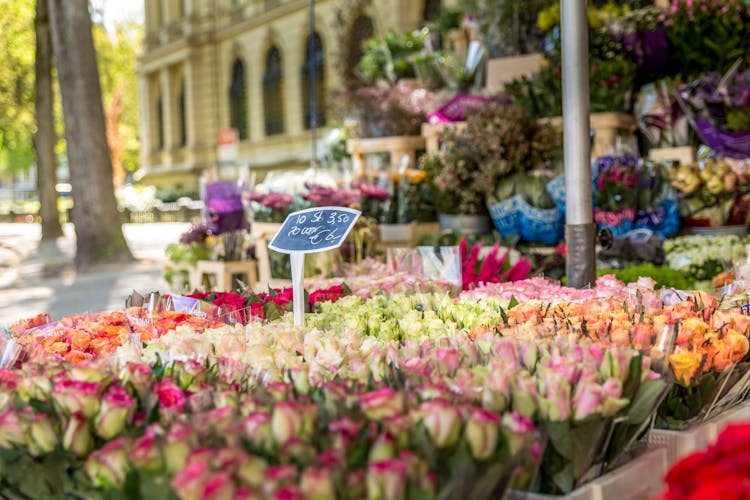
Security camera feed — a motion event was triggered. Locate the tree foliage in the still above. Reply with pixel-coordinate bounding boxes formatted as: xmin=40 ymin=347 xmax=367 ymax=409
xmin=0 ymin=0 xmax=36 ymax=175
xmin=0 ymin=0 xmax=141 ymax=178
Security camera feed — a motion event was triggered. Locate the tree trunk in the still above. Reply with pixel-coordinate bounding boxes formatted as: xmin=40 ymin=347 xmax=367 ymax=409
xmin=34 ymin=0 xmax=63 ymax=241
xmin=47 ymin=0 xmax=133 ymax=269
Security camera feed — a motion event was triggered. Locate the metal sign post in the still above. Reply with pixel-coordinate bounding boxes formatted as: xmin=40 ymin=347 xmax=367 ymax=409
xmin=562 ymin=0 xmax=596 ymax=288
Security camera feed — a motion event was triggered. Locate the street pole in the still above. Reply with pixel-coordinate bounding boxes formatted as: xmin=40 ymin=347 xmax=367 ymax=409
xmin=562 ymin=0 xmax=595 ymax=288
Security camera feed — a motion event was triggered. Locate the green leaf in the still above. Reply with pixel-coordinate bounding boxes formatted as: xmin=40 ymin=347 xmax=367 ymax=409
xmin=627 ymin=379 xmax=667 ymax=424
xmin=570 ymin=417 xmax=606 ymax=478
xmin=621 ymin=355 xmax=643 ymax=401
xmin=508 ymin=295 xmax=519 ymax=310
xmin=546 ymin=420 xmax=572 ymax=460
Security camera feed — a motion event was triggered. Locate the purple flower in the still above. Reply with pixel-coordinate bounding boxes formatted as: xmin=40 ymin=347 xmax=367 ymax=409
xmin=179 ymin=224 xmax=209 ymax=244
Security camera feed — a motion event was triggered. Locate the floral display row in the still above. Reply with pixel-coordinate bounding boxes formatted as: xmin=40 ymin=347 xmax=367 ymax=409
xmin=6 ymin=273 xmax=750 ymax=498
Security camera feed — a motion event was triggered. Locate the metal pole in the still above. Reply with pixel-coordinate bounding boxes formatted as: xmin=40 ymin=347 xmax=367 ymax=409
xmin=309 ymin=0 xmax=317 ymax=170
xmin=562 ymin=0 xmax=595 ymax=288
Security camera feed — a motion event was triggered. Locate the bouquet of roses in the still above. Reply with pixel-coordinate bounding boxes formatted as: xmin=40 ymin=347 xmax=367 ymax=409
xmin=594 ymin=156 xmax=639 ymax=236
xmin=661 ymin=423 xmax=750 ymax=500
xmin=244 ymin=191 xmax=297 ymax=223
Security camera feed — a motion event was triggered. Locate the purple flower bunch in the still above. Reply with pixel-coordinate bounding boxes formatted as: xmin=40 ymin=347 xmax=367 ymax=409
xmin=178 ymin=224 xmax=209 ymax=245
xmin=352 ymin=181 xmax=391 ymax=202
xmin=302 ymin=184 xmax=360 ymax=207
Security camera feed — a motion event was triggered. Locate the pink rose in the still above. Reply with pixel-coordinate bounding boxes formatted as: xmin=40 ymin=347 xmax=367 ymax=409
xmin=53 ymin=379 xmax=101 ymax=418
xmin=244 ymin=412 xmax=273 ymax=450
xmin=129 ymin=428 xmax=164 ymax=472
xmin=419 ymin=400 xmax=462 ymax=448
xmin=85 ymin=437 xmax=131 ymax=488
xmin=573 ymin=383 xmax=603 ymax=421
xmin=465 ymin=408 xmax=501 ymax=460
xmin=154 ymin=379 xmax=186 ymax=412
xmin=271 ymin=402 xmax=302 ymax=447
xmin=367 ymin=459 xmax=408 ymax=500
xmin=202 ymin=472 xmax=236 ymax=499
xmin=62 ymin=412 xmax=94 ymax=458
xmin=300 ymin=467 xmax=336 ymax=500
xmin=95 ymin=385 xmax=134 ymax=440
xmin=359 ymin=388 xmax=405 ymax=420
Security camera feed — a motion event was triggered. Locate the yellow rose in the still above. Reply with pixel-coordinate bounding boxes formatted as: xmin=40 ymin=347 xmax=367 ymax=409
xmin=669 ymin=351 xmax=704 ymax=386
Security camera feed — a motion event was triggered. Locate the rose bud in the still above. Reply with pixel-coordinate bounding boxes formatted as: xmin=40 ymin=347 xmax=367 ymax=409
xmin=271 ymin=485 xmax=302 ymax=500
xmin=63 ymin=412 xmax=94 ymax=457
xmin=236 ymin=454 xmax=268 ymax=488
xmin=25 ymin=410 xmax=58 ymax=456
xmin=244 ymin=412 xmax=273 ymax=450
xmin=288 ymin=366 xmax=310 ymax=395
xmin=367 ymin=459 xmax=408 ymax=500
xmin=214 ymin=390 xmax=240 ymax=410
xmin=53 ymin=379 xmax=101 ymax=418
xmin=0 ymin=409 xmax=27 ymax=448
xmin=202 ymin=472 xmax=236 ymax=500
xmin=271 ymin=402 xmax=302 ymax=447
xmin=262 ymin=464 xmax=298 ymax=497
xmin=281 ymin=437 xmax=315 ymax=463
xmin=17 ymin=375 xmax=53 ymax=403
xmin=129 ymin=430 xmax=164 ymax=472
xmin=165 ymin=422 xmax=195 ymax=474
xmin=419 ymin=400 xmax=461 ymax=448
xmin=359 ymin=388 xmax=405 ymax=420
xmin=465 ymin=408 xmax=501 ymax=460
xmin=172 ymin=459 xmax=209 ymax=500
xmin=85 ymin=437 xmax=131 ymax=488
xmin=300 ymin=467 xmax=336 ymax=500
xmin=572 ymin=383 xmax=603 ymax=421
xmin=346 ymin=469 xmax=367 ymax=498
xmin=369 ymin=432 xmax=397 ymax=463
xmin=95 ymin=385 xmax=134 ymax=440
xmin=68 ymin=366 xmax=108 ymax=383
xmin=123 ymin=363 xmax=152 ymax=399
xmin=154 ymin=379 xmax=186 ymax=413
xmin=501 ymin=412 xmax=536 ymax=455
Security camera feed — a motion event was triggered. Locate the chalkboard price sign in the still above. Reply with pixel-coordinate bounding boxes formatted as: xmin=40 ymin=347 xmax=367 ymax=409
xmin=268 ymin=206 xmax=361 ymax=254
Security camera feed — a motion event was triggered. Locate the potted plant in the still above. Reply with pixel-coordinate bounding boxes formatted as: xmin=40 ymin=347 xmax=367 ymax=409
xmin=421 ymin=100 xmax=560 ymax=236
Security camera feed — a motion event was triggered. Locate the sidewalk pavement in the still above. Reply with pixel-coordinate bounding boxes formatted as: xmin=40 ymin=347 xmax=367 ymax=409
xmin=0 ymin=222 xmax=190 ymax=325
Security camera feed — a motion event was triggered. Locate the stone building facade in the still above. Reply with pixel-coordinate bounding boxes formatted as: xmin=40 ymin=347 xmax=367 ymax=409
xmin=137 ymin=0 xmax=444 ymax=191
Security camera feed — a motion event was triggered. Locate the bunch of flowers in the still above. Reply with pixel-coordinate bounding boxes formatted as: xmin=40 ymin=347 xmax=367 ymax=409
xmin=0 ymin=350 xmax=538 ymax=498
xmin=186 ymin=285 xmax=348 ymax=324
xmin=659 ymin=0 xmax=750 ymax=81
xmin=664 ymin=234 xmax=749 ymax=281
xmin=421 ymin=100 xmax=560 ymax=216
xmin=461 ymin=275 xmax=661 ymax=305
xmin=121 ymin=322 xmax=663 ymax=495
xmin=244 ymin=191 xmax=296 ymax=223
xmin=308 ymin=258 xmax=459 ymax=298
xmin=661 ymin=423 xmax=750 ymax=499
xmin=301 ymin=184 xmax=360 ymax=208
xmin=594 ymin=156 xmax=639 ymax=235
xmin=342 ymin=80 xmax=442 ymax=137
xmin=460 ymin=239 xmax=532 ymax=290
xmin=165 ymin=224 xmax=212 ymax=265
xmin=10 ymin=309 xmax=223 ymax=364
xmin=669 ymin=158 xmax=750 ymax=227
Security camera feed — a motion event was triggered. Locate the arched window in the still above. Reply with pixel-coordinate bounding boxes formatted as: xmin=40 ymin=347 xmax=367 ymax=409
xmin=178 ymin=82 xmax=187 ymax=147
xmin=263 ymin=46 xmax=285 ymax=136
xmin=228 ymin=58 xmax=248 ymax=140
xmin=422 ymin=0 xmax=441 ymax=22
xmin=346 ymin=15 xmax=374 ymax=82
xmin=301 ymin=32 xmax=325 ymax=129
xmin=155 ymin=95 xmax=164 ymax=150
